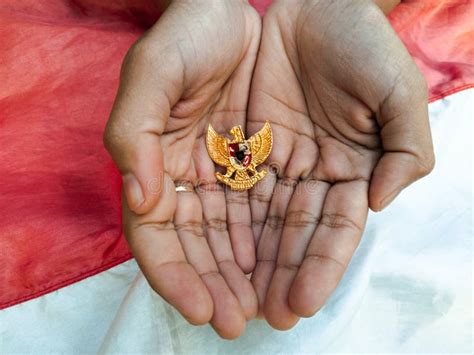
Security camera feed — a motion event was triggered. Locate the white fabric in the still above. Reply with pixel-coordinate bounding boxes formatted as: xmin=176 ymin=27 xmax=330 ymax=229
xmin=1 ymin=89 xmax=473 ymax=354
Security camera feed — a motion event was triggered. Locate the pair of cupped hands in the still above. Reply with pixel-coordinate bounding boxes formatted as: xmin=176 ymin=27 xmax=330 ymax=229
xmin=104 ymin=0 xmax=434 ymax=339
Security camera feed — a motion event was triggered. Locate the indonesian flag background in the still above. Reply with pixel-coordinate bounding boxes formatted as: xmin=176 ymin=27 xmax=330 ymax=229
xmin=0 ymin=0 xmax=472 ymax=353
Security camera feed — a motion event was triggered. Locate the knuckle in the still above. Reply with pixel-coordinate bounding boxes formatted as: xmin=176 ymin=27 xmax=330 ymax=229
xmin=205 ymin=218 xmax=227 ymax=233
xmin=417 ymin=150 xmax=436 ymax=176
xmin=249 ymin=191 xmax=272 ymax=204
xmin=123 ymin=39 xmax=152 ymax=70
xmin=226 ymin=194 xmax=248 ymax=206
xmin=256 ymin=258 xmax=276 ymax=265
xmin=278 ymin=176 xmax=298 ymax=187
xmin=285 ymin=210 xmax=319 ymax=228
xmin=176 ymin=221 xmax=205 ymax=238
xmin=102 ymin=120 xmax=125 ymax=154
xmin=266 ymin=214 xmax=285 ymax=230
xmin=198 ymin=270 xmax=220 ymax=278
xmin=252 ymin=219 xmax=265 ymax=227
xmin=305 ymin=253 xmax=347 ymax=271
xmin=125 ymin=220 xmax=173 ymax=242
xmin=320 ymin=213 xmax=362 ymax=232
xmin=217 ymin=259 xmax=236 ymax=269
xmin=276 ymin=263 xmax=299 ymax=272
xmin=228 ymin=220 xmax=252 ymax=229
xmin=132 ymin=220 xmax=174 ymax=233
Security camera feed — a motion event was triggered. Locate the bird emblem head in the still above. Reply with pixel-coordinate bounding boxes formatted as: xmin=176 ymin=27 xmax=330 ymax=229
xmin=229 ymin=125 xmax=245 ymax=142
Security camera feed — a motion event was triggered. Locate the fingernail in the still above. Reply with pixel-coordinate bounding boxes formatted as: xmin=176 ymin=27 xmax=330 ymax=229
xmin=379 ymin=188 xmax=401 ymax=211
xmin=123 ymin=173 xmax=145 ymax=211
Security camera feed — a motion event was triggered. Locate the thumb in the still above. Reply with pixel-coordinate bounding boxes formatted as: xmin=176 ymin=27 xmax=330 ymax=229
xmin=104 ymin=40 xmax=183 ymax=214
xmin=369 ymin=72 xmax=435 ymax=212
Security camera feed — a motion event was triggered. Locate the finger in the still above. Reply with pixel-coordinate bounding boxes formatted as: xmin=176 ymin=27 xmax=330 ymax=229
xmin=104 ymin=40 xmax=183 ymax=214
xmin=225 ymin=189 xmax=256 ymax=273
xmin=217 ymin=256 xmax=258 ymax=321
xmin=264 ymin=179 xmax=330 ymax=330
xmin=251 ymin=178 xmax=297 ymax=318
xmin=249 ymin=165 xmax=277 ymax=244
xmin=197 ymin=181 xmax=257 ymax=321
xmin=195 ymin=137 xmax=258 ymax=320
xmin=123 ymin=173 xmax=212 ymax=325
xmin=289 ymin=180 xmax=369 ymax=317
xmin=370 ymin=73 xmax=434 ymax=211
xmin=175 ymin=187 xmax=246 ymax=339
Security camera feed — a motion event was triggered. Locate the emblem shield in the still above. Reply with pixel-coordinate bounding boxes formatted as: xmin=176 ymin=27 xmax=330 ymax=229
xmin=228 ymin=142 xmax=252 ymax=168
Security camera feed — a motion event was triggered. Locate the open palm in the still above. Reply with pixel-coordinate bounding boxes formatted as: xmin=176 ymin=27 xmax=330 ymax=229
xmin=248 ymin=0 xmax=434 ymax=329
xmin=104 ymin=0 xmax=261 ymax=339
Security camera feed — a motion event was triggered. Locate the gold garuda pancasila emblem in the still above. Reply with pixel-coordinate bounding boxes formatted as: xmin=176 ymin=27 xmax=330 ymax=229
xmin=206 ymin=122 xmax=273 ymax=191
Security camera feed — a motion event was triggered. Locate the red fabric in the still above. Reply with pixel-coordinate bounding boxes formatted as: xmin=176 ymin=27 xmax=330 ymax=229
xmin=388 ymin=0 xmax=474 ymax=101
xmin=0 ymin=0 xmax=473 ymax=309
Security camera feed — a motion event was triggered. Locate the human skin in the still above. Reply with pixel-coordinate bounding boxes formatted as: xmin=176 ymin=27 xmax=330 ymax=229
xmin=104 ymin=0 xmax=435 ymax=338
xmin=247 ymin=0 xmax=434 ymax=329
xmin=104 ymin=0 xmax=261 ymax=339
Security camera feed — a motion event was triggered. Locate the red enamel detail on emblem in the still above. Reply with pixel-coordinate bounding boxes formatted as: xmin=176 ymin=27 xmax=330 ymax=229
xmin=229 ymin=143 xmax=238 ymax=156
xmin=243 ymin=154 xmax=252 ymax=168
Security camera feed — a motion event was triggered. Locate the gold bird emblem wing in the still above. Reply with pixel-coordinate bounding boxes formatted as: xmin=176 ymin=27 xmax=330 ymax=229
xmin=247 ymin=121 xmax=273 ymax=166
xmin=206 ymin=124 xmax=231 ymax=167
